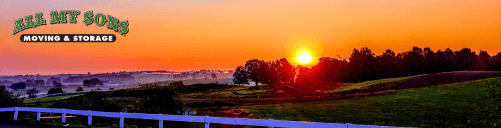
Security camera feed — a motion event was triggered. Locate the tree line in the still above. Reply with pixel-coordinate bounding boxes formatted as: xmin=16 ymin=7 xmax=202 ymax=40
xmin=234 ymin=47 xmax=501 ymax=84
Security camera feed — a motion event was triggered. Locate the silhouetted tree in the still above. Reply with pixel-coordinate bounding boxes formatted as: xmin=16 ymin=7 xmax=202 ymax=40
xmin=273 ymin=58 xmax=296 ymax=83
xmin=48 ymin=88 xmax=63 ymax=94
xmin=83 ymin=78 xmax=103 ymax=87
xmin=83 ymin=80 xmax=91 ymax=87
xmin=89 ymin=78 xmax=103 ymax=86
xmin=53 ymin=81 xmax=63 ymax=88
xmin=312 ymin=57 xmax=349 ymax=82
xmin=453 ymin=48 xmax=477 ymax=70
xmin=27 ymin=88 xmax=39 ymax=98
xmin=10 ymin=82 xmax=26 ymax=90
xmin=296 ymin=65 xmax=313 ymax=82
xmin=377 ymin=49 xmax=399 ymax=78
xmin=76 ymin=87 xmax=84 ymax=92
xmin=244 ymin=59 xmax=267 ymax=85
xmin=476 ymin=50 xmax=492 ymax=70
xmin=233 ymin=66 xmax=250 ymax=85
xmin=349 ymin=47 xmax=381 ymax=82
xmin=0 ymin=87 xmax=23 ymax=107
xmin=494 ymin=53 xmax=501 ymax=71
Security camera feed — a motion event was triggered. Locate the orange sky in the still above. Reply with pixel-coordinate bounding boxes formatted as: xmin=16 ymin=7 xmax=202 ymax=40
xmin=1 ymin=0 xmax=500 ymax=75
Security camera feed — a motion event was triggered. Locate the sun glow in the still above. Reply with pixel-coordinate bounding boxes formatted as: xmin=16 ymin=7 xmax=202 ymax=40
xmin=297 ymin=52 xmax=313 ymax=64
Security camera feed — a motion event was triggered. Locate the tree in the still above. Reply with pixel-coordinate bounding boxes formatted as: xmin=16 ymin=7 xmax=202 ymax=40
xmin=349 ymin=47 xmax=381 ymax=82
xmin=312 ymin=57 xmax=349 ymax=82
xmin=377 ymin=49 xmax=399 ymax=78
xmin=244 ymin=59 xmax=266 ymax=85
xmin=10 ymin=82 xmax=26 ymax=90
xmin=454 ymin=48 xmax=477 ymax=70
xmin=48 ymin=88 xmax=64 ymax=94
xmin=233 ymin=66 xmax=250 ymax=85
xmin=90 ymin=78 xmax=103 ymax=86
xmin=53 ymin=81 xmax=63 ymax=88
xmin=476 ymin=50 xmax=492 ymax=70
xmin=27 ymin=88 xmax=39 ymax=98
xmin=211 ymin=73 xmax=217 ymax=79
xmin=0 ymin=86 xmax=23 ymax=107
xmin=83 ymin=78 xmax=103 ymax=87
xmin=83 ymin=80 xmax=91 ymax=87
xmin=494 ymin=53 xmax=501 ymax=71
xmin=76 ymin=87 xmax=84 ymax=92
xmin=296 ymin=65 xmax=313 ymax=82
xmin=273 ymin=58 xmax=296 ymax=83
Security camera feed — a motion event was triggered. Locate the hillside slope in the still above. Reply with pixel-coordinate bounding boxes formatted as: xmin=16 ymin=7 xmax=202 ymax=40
xmin=334 ymin=71 xmax=501 ymax=93
xmin=242 ymin=76 xmax=501 ymax=127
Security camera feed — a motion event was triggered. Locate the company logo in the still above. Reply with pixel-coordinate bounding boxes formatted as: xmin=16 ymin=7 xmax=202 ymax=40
xmin=13 ymin=10 xmax=129 ymax=42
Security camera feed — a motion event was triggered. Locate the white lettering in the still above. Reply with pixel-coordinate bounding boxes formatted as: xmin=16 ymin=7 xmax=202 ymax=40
xmin=23 ymin=36 xmax=31 ymax=41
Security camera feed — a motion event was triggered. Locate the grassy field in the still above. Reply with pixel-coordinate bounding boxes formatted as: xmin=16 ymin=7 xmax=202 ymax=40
xmin=331 ymin=71 xmax=501 ymax=93
xmin=182 ymin=86 xmax=271 ymax=99
xmin=24 ymin=94 xmax=81 ymax=104
xmin=240 ymin=76 xmax=501 ymax=127
xmin=332 ymin=76 xmax=412 ymax=93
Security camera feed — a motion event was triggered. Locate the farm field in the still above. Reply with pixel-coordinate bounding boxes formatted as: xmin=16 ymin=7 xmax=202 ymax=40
xmin=24 ymin=94 xmax=82 ymax=104
xmin=233 ymin=76 xmax=501 ymax=127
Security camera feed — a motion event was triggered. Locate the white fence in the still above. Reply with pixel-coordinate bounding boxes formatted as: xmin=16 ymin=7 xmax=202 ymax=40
xmin=0 ymin=107 xmax=413 ymax=128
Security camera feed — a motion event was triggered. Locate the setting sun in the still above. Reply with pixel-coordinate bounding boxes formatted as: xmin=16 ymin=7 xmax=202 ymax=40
xmin=297 ymin=52 xmax=313 ymax=64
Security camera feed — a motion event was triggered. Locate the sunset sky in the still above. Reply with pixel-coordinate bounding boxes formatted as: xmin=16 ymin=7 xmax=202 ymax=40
xmin=1 ymin=0 xmax=500 ymax=75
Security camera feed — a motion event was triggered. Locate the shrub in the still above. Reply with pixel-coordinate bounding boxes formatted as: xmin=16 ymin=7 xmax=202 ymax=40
xmin=10 ymin=82 xmax=26 ymax=90
xmin=76 ymin=87 xmax=84 ymax=92
xmin=27 ymin=88 xmax=39 ymax=98
xmin=48 ymin=88 xmax=64 ymax=94
xmin=0 ymin=87 xmax=23 ymax=107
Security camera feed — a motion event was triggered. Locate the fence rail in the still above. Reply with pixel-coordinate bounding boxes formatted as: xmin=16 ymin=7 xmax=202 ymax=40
xmin=0 ymin=107 xmax=412 ymax=128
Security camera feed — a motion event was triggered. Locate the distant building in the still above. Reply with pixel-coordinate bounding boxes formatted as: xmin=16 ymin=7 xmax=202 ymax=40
xmin=104 ymin=81 xmax=122 ymax=86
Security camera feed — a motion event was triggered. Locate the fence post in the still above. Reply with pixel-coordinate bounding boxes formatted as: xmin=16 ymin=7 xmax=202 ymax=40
xmin=62 ymin=108 xmax=66 ymax=123
xmin=37 ymin=112 xmax=41 ymax=121
xmin=158 ymin=113 xmax=163 ymax=128
xmin=120 ymin=112 xmax=124 ymax=128
xmin=346 ymin=123 xmax=350 ymax=128
xmin=13 ymin=107 xmax=18 ymax=121
xmin=88 ymin=115 xmax=92 ymax=126
xmin=268 ymin=118 xmax=273 ymax=128
xmin=204 ymin=115 xmax=210 ymax=128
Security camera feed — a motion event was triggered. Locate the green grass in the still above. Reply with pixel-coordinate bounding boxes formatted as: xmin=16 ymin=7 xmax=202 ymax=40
xmin=182 ymin=86 xmax=271 ymax=99
xmin=332 ymin=76 xmax=414 ymax=92
xmin=331 ymin=71 xmax=501 ymax=93
xmin=243 ymin=77 xmax=501 ymax=127
xmin=24 ymin=94 xmax=81 ymax=104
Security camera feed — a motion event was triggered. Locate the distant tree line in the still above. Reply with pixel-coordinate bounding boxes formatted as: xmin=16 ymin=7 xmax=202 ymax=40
xmin=234 ymin=47 xmax=501 ymax=84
